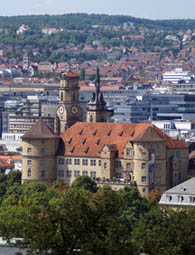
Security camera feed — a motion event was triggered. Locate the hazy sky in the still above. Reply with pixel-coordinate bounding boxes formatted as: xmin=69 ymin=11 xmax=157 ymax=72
xmin=1 ymin=0 xmax=195 ymax=20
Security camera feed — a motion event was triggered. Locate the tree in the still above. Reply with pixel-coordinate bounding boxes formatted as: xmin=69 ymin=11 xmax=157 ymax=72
xmin=132 ymin=207 xmax=195 ymax=255
xmin=71 ymin=176 xmax=98 ymax=193
xmin=0 ymin=184 xmax=136 ymax=255
xmin=80 ymin=68 xmax=86 ymax=81
xmin=118 ymin=186 xmax=150 ymax=232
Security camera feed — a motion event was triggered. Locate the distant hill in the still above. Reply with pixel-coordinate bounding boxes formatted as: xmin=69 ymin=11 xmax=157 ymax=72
xmin=0 ymin=13 xmax=195 ymax=30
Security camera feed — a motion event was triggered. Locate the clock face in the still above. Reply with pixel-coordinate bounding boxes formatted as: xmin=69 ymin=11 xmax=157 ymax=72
xmin=71 ymin=105 xmax=79 ymax=114
xmin=59 ymin=106 xmax=64 ymax=114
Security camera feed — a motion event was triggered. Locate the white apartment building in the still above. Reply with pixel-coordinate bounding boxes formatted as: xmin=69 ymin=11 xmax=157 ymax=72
xmin=163 ymin=68 xmax=195 ymax=84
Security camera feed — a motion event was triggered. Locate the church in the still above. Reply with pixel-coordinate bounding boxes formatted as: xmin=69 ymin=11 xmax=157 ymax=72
xmin=21 ymin=69 xmax=188 ymax=197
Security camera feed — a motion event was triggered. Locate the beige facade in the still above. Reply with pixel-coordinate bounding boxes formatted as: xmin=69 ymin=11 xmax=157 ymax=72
xmin=56 ymin=145 xmax=168 ymax=197
xmin=22 ymin=120 xmax=188 ymax=197
xmin=55 ymin=122 xmax=188 ymax=197
xmin=21 ymin=119 xmax=59 ymax=186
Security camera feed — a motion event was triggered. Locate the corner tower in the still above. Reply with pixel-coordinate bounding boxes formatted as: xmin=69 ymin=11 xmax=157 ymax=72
xmin=87 ymin=67 xmax=110 ymax=123
xmin=56 ymin=70 xmax=83 ymax=134
xmin=22 ymin=119 xmax=59 ymax=185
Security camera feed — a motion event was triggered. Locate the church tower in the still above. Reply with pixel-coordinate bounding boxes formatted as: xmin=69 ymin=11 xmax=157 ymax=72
xmin=55 ymin=70 xmax=83 ymax=134
xmin=87 ymin=67 xmax=110 ymax=123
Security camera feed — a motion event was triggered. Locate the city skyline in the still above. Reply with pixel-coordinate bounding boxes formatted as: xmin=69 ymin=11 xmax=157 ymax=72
xmin=1 ymin=0 xmax=195 ymax=20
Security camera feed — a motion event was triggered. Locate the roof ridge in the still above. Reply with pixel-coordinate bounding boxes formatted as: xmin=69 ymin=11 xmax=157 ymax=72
xmin=22 ymin=119 xmax=58 ymax=139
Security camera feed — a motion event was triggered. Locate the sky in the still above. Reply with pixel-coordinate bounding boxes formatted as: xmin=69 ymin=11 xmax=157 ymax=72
xmin=1 ymin=0 xmax=195 ymax=20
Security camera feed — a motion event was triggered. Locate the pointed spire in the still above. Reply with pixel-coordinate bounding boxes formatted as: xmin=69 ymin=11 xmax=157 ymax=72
xmin=95 ymin=66 xmax=100 ymax=97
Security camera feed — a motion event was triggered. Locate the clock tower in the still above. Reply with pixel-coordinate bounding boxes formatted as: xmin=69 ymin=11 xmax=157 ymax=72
xmin=55 ymin=70 xmax=83 ymax=134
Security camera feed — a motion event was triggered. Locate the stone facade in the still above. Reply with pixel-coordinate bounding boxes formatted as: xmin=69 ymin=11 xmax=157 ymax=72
xmin=55 ymin=70 xmax=83 ymax=134
xmin=56 ymin=122 xmax=188 ymax=197
xmin=21 ymin=119 xmax=59 ymax=185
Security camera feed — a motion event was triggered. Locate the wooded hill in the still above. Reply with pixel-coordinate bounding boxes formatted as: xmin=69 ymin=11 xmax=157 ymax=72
xmin=0 ymin=13 xmax=195 ymax=30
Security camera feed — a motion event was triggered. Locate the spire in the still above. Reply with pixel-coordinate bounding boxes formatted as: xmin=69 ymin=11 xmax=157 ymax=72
xmin=95 ymin=66 xmax=100 ymax=97
xmin=89 ymin=67 xmax=106 ymax=105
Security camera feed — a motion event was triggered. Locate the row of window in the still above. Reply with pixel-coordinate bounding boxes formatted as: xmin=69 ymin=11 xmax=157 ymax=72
xmin=10 ymin=124 xmax=33 ymax=128
xmin=27 ymin=168 xmax=45 ymax=177
xmin=166 ymin=195 xmax=195 ymax=203
xmin=27 ymin=148 xmax=45 ymax=153
xmin=58 ymin=170 xmax=96 ymax=178
xmin=58 ymin=158 xmax=102 ymax=166
xmin=27 ymin=159 xmax=46 ymax=166
xmin=27 ymin=159 xmax=160 ymax=171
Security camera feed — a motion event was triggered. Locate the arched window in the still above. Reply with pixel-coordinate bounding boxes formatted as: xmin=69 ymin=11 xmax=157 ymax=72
xmin=60 ymin=92 xmax=63 ymax=101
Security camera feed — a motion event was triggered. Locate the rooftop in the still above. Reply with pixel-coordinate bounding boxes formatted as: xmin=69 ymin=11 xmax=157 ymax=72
xmin=22 ymin=119 xmax=57 ymax=139
xmin=58 ymin=122 xmax=187 ymax=158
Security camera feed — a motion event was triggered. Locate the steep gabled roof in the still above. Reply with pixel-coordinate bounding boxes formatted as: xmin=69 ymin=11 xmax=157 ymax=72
xmin=58 ymin=122 xmax=187 ymax=158
xmin=134 ymin=125 xmax=165 ymax=142
xmin=22 ymin=119 xmax=58 ymax=139
xmin=152 ymin=125 xmax=187 ymax=149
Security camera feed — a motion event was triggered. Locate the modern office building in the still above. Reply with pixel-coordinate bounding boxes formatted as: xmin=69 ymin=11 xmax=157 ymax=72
xmin=163 ymin=68 xmax=195 ymax=84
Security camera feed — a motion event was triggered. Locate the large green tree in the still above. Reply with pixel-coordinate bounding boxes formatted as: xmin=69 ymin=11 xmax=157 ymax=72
xmin=71 ymin=176 xmax=98 ymax=193
xmin=0 ymin=183 xmax=135 ymax=255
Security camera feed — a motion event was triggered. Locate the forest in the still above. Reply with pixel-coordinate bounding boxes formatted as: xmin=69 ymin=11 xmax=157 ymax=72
xmin=1 ymin=13 xmax=195 ymax=30
xmin=0 ymin=173 xmax=195 ymax=255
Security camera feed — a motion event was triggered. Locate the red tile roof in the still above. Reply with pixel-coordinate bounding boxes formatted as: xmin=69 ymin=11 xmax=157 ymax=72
xmin=0 ymin=159 xmax=13 ymax=169
xmin=58 ymin=122 xmax=187 ymax=158
xmin=0 ymin=156 xmax=22 ymax=161
xmin=65 ymin=70 xmax=78 ymax=78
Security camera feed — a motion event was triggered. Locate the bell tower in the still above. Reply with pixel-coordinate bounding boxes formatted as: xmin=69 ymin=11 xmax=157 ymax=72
xmin=87 ymin=67 xmax=110 ymax=123
xmin=55 ymin=70 xmax=83 ymax=134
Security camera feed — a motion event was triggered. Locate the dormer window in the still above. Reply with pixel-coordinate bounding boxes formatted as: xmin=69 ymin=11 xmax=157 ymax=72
xmin=96 ymin=139 xmax=100 ymax=145
xmin=93 ymin=130 xmax=97 ymax=136
xmin=119 ymin=131 xmax=123 ymax=136
xmin=67 ymin=138 xmax=72 ymax=144
xmin=84 ymin=147 xmax=89 ymax=154
xmin=78 ymin=130 xmax=83 ymax=135
xmin=69 ymin=147 xmax=75 ymax=153
xmin=107 ymin=130 xmax=111 ymax=136
xmin=126 ymin=148 xmax=131 ymax=156
xmin=81 ymin=138 xmax=86 ymax=145
xmin=130 ymin=131 xmax=135 ymax=137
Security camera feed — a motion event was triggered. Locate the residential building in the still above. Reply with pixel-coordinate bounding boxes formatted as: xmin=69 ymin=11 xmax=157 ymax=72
xmin=159 ymin=177 xmax=195 ymax=208
xmin=163 ymin=68 xmax=195 ymax=84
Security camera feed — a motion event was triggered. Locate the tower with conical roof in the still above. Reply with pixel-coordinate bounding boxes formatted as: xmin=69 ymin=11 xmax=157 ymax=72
xmin=55 ymin=70 xmax=83 ymax=134
xmin=87 ymin=67 xmax=110 ymax=123
xmin=22 ymin=119 xmax=59 ymax=185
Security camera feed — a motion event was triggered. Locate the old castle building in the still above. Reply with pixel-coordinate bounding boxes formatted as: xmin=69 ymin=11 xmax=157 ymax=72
xmin=21 ymin=69 xmax=188 ymax=196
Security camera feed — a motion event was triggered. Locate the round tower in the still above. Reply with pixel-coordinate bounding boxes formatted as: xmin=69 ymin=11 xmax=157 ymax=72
xmin=22 ymin=119 xmax=59 ymax=185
